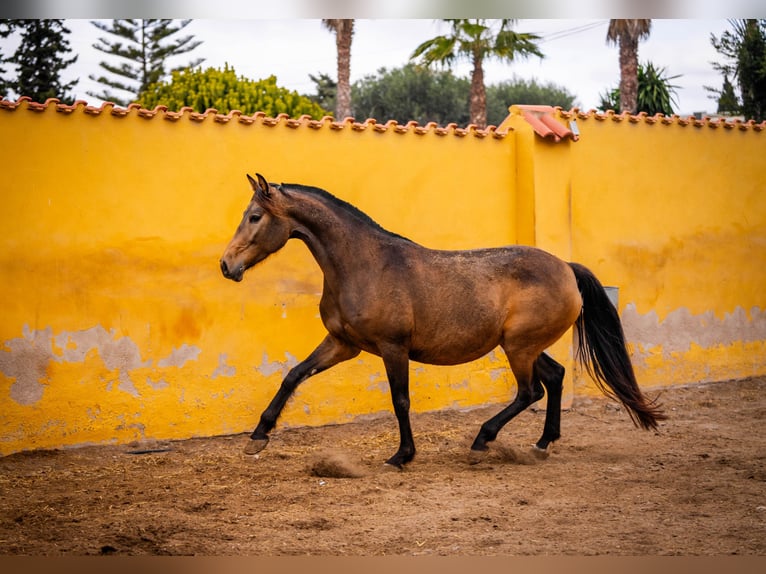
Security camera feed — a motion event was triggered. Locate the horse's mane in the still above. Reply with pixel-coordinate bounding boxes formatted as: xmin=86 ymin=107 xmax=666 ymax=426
xmin=281 ymin=183 xmax=413 ymax=243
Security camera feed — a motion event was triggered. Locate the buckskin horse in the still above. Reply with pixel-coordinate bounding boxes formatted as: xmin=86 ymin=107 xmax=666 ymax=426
xmin=220 ymin=173 xmax=664 ymax=468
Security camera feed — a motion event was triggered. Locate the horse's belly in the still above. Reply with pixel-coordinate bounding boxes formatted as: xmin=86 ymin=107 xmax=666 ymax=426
xmin=408 ymin=327 xmax=502 ymax=366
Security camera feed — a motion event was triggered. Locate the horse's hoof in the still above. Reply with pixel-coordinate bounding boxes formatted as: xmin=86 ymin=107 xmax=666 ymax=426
xmin=468 ymin=448 xmax=488 ymax=465
xmin=382 ymin=462 xmax=403 ymax=472
xmin=529 ymin=444 xmax=550 ymax=460
xmin=244 ymin=438 xmax=269 ymax=455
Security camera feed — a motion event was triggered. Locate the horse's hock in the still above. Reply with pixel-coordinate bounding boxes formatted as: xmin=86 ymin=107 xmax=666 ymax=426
xmin=0 ymin=97 xmax=764 ymax=455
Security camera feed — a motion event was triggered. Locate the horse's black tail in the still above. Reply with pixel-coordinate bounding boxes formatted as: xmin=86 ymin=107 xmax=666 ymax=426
xmin=569 ymin=262 xmax=666 ymax=430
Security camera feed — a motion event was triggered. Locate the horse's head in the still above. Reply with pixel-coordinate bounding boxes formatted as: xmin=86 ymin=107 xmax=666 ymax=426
xmin=220 ymin=173 xmax=292 ymax=282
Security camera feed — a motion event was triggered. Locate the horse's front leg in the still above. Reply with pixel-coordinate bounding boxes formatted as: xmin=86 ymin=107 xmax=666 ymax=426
xmin=380 ymin=345 xmax=415 ymax=469
xmin=245 ymin=334 xmax=360 ymax=455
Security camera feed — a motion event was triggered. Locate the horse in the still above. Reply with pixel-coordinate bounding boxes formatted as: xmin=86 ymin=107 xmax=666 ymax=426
xmin=220 ymin=173 xmax=665 ymax=468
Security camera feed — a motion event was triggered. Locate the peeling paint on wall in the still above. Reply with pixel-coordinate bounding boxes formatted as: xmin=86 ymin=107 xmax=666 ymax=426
xmin=622 ymin=304 xmax=766 ymax=363
xmin=211 ymin=353 xmax=236 ymax=379
xmin=0 ymin=326 xmax=54 ymax=405
xmin=0 ymin=325 xmax=201 ymax=406
xmin=475 ymin=349 xmax=506 ymax=383
xmin=366 ymin=373 xmax=388 ymax=393
xmin=255 ymin=351 xmax=298 ymax=378
xmin=450 ymin=379 xmax=470 ymax=390
xmin=157 ymin=344 xmax=201 ymax=368
xmin=147 ymin=378 xmax=169 ymax=390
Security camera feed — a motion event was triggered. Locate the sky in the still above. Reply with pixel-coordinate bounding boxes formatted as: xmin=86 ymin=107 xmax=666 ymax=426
xmin=3 ymin=19 xmax=737 ymax=118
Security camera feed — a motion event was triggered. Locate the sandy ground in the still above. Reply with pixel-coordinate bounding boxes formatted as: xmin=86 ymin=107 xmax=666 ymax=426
xmin=1 ymin=376 xmax=764 ymax=556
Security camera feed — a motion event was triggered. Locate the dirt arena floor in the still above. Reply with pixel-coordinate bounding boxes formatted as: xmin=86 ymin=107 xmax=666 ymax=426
xmin=1 ymin=376 xmax=764 ymax=556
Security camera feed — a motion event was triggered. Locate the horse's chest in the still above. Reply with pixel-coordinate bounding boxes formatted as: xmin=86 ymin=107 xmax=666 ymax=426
xmin=319 ymin=291 xmax=406 ymax=349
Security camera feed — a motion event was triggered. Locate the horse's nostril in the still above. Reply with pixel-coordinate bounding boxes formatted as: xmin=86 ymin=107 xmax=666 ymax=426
xmin=220 ymin=260 xmax=229 ymax=276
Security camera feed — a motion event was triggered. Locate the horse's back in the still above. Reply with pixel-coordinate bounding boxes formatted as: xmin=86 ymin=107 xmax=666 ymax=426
xmin=422 ymin=244 xmax=578 ymax=299
xmin=394 ymin=244 xmax=582 ymax=364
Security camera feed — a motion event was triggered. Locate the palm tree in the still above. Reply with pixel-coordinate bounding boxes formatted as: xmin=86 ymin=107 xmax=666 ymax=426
xmin=598 ymin=61 xmax=681 ymax=116
xmin=411 ymin=19 xmax=543 ymax=128
xmin=322 ymin=19 xmax=354 ymax=119
xmin=606 ymin=19 xmax=652 ymax=114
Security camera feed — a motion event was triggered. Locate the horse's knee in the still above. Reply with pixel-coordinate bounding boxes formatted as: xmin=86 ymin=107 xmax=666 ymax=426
xmin=392 ymin=394 xmax=410 ymax=415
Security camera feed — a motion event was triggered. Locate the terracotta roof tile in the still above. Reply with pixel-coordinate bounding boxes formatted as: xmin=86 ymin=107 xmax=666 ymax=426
xmin=559 ymin=107 xmax=766 ymax=132
xmin=8 ymin=97 xmax=761 ymax=138
xmin=0 ymin=97 xmax=510 ymax=140
xmin=511 ymin=105 xmax=765 ymax=139
xmin=511 ymin=105 xmax=579 ymax=142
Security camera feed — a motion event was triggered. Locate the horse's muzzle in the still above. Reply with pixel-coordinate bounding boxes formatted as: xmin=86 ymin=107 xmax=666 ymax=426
xmin=220 ymin=259 xmax=244 ymax=282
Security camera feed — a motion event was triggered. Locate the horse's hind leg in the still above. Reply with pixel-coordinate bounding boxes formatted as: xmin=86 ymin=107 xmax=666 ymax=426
xmin=245 ymin=334 xmax=360 ymax=455
xmin=470 ymin=352 xmax=542 ymax=455
xmin=533 ymin=352 xmax=565 ymax=451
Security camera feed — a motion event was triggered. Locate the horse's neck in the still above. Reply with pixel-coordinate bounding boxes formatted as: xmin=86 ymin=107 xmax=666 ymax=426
xmin=289 ymin=196 xmax=386 ymax=281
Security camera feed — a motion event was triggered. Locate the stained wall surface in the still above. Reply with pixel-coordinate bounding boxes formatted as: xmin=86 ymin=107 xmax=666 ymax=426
xmin=563 ymin=110 xmax=766 ymax=392
xmin=0 ymin=100 xmax=516 ymax=455
xmin=501 ymin=107 xmax=766 ymax=397
xmin=1 ymin=99 xmax=764 ymax=455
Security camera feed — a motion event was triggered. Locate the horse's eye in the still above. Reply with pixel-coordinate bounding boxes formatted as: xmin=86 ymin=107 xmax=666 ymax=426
xmin=249 ymin=213 xmax=262 ymax=224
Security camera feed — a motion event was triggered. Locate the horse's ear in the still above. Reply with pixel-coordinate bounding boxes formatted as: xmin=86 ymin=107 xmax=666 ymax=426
xmin=246 ymin=173 xmax=272 ymax=202
xmin=256 ymin=173 xmax=271 ymax=199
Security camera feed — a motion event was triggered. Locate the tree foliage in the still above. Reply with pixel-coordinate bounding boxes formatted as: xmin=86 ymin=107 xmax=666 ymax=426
xmin=137 ymin=64 xmax=329 ymax=118
xmin=337 ymin=63 xmax=577 ymax=127
xmin=0 ymin=19 xmax=78 ymax=102
xmin=716 ymin=75 xmax=740 ymax=114
xmin=306 ymin=72 xmax=337 ymax=112
xmin=352 ymin=64 xmax=470 ymax=125
xmin=486 ymin=77 xmax=577 ymax=125
xmin=709 ymin=19 xmax=766 ymax=121
xmin=599 ymin=61 xmax=680 ymax=116
xmin=0 ymin=20 xmax=16 ymax=95
xmin=89 ymin=19 xmax=204 ymax=106
xmin=411 ymin=19 xmax=543 ymax=128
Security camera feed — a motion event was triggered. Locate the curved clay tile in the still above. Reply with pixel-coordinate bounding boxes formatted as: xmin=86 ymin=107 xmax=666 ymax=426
xmin=24 ymin=97 xmax=757 ymax=137
xmin=559 ymin=106 xmax=766 ymax=132
xmin=514 ymin=105 xmax=578 ymax=142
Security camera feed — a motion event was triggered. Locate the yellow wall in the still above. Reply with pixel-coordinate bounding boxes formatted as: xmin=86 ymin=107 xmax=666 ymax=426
xmin=562 ymin=110 xmax=766 ymax=393
xmin=0 ymin=101 xmax=517 ymax=455
xmin=500 ymin=106 xmax=766 ymax=402
xmin=499 ymin=108 xmax=578 ymax=407
xmin=1 ymin=99 xmax=764 ymax=455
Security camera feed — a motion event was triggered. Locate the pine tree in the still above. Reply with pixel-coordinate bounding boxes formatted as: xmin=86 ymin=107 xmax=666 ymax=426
xmin=710 ymin=19 xmax=766 ymax=122
xmin=88 ymin=19 xmax=204 ymax=106
xmin=717 ymin=74 xmax=740 ymax=114
xmin=0 ymin=20 xmax=16 ymax=96
xmin=306 ymin=72 xmax=337 ymax=113
xmin=1 ymin=19 xmax=78 ymax=103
